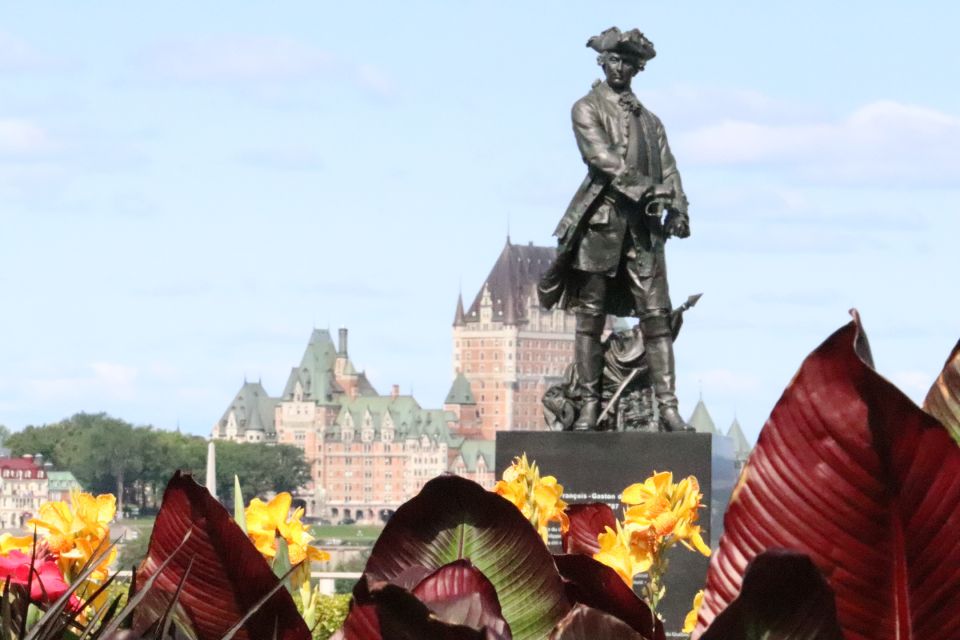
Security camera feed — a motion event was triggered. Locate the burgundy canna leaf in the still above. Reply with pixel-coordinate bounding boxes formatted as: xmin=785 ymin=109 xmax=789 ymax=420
xmin=554 ymin=554 xmax=661 ymax=640
xmin=412 ymin=560 xmax=512 ymax=638
xmin=548 ymin=604 xmax=648 ymax=640
xmin=135 ymin=471 xmax=310 ymax=640
xmin=332 ymin=602 xmax=380 ymax=640
xmin=359 ymin=475 xmax=569 ymax=640
xmin=923 ymin=339 xmax=960 ymax=444
xmin=699 ymin=550 xmax=842 ymax=640
xmin=561 ymin=503 xmax=617 ymax=556
xmin=695 ymin=312 xmax=960 ymax=640
xmin=336 ymin=583 xmax=505 ymax=640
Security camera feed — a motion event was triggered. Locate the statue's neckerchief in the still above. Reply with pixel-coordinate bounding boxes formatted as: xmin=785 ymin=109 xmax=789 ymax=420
xmin=617 ymin=91 xmax=643 ymax=116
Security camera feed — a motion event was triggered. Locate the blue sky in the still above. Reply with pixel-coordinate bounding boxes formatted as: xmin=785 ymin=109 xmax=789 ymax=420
xmin=2 ymin=1 xmax=959 ymax=443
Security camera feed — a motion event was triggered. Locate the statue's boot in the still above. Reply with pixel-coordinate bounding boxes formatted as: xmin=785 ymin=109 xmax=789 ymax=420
xmin=643 ymin=314 xmax=693 ymax=433
xmin=573 ymin=313 xmax=605 ymax=431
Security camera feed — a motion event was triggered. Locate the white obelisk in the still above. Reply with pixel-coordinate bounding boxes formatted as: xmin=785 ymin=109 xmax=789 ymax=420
xmin=206 ymin=441 xmax=217 ymax=499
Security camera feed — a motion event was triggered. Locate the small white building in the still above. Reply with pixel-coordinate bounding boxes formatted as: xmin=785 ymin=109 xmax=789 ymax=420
xmin=0 ymin=455 xmax=49 ymax=530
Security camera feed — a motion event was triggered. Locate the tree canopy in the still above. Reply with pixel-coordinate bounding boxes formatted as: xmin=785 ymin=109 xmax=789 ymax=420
xmin=6 ymin=413 xmax=309 ymax=513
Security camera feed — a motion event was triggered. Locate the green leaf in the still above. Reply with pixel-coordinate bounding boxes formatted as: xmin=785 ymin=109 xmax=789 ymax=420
xmin=273 ymin=537 xmax=293 ymax=593
xmin=25 ymin=603 xmax=42 ymax=629
xmin=359 ymin=475 xmax=569 ymax=640
xmin=234 ymin=475 xmax=247 ymax=533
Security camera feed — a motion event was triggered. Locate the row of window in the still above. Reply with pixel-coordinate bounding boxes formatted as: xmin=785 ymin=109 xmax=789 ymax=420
xmin=0 ymin=470 xmax=44 ymax=479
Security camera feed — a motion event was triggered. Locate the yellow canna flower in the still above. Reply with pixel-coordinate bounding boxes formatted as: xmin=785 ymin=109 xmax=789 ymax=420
xmin=244 ymin=493 xmax=330 ymax=571
xmin=615 ymin=472 xmax=711 ymax=617
xmin=593 ymin=522 xmax=652 ymax=586
xmin=26 ymin=489 xmax=116 ymax=584
xmin=622 ymin=471 xmax=673 ymax=506
xmin=621 ymin=471 xmax=710 ymax=559
xmin=683 ymin=590 xmax=704 ymax=633
xmin=493 ymin=454 xmax=569 ymax=542
xmin=493 ymin=478 xmax=527 ymax=510
xmin=0 ymin=533 xmax=33 ymax=555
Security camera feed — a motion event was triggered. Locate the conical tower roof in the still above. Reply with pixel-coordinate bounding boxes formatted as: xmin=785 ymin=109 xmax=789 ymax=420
xmin=464 ymin=238 xmax=556 ymax=325
xmin=687 ymin=398 xmax=718 ymax=434
xmin=453 ymin=292 xmax=466 ymax=327
xmin=445 ymin=371 xmax=476 ymax=405
xmin=727 ymin=417 xmax=751 ymax=458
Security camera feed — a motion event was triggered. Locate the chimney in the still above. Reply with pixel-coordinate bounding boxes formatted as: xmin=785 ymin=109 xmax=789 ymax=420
xmin=34 ymin=453 xmax=43 ymax=465
xmin=391 ymin=384 xmax=400 ymax=399
xmin=338 ymin=327 xmax=348 ymax=356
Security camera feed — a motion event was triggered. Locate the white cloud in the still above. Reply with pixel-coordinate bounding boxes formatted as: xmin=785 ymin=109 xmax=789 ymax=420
xmin=141 ymin=36 xmax=396 ymax=99
xmin=0 ymin=32 xmax=49 ymax=72
xmin=90 ymin=362 xmax=139 ymax=390
xmin=144 ymin=36 xmax=333 ymax=82
xmin=643 ymin=85 xmax=822 ymax=129
xmin=235 ymin=145 xmax=324 ymax=170
xmin=0 ymin=118 xmax=57 ymax=156
xmin=676 ymin=100 xmax=960 ymax=186
xmin=24 ymin=362 xmax=139 ymax=401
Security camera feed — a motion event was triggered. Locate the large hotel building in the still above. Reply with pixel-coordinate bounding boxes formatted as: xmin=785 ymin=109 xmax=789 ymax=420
xmin=211 ymin=238 xmax=750 ymax=519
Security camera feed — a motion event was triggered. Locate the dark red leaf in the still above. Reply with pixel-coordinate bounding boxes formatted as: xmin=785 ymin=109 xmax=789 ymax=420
xmin=360 ymin=475 xmax=569 ymax=640
xmin=336 ymin=583 xmax=503 ymax=640
xmin=548 ymin=604 xmax=647 ymax=640
xmin=332 ymin=602 xmax=380 ymax=640
xmin=554 ymin=554 xmax=660 ymax=640
xmin=695 ymin=312 xmax=960 ymax=640
xmin=392 ymin=564 xmax=433 ymax=590
xmin=135 ymin=471 xmax=310 ymax=640
xmin=699 ymin=550 xmax=842 ymax=640
xmin=923 ymin=339 xmax=960 ymax=444
xmin=561 ymin=503 xmax=617 ymax=556
xmin=412 ymin=560 xmax=512 ymax=638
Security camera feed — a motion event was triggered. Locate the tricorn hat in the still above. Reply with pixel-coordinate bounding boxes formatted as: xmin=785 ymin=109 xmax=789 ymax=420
xmin=586 ymin=27 xmax=656 ymax=62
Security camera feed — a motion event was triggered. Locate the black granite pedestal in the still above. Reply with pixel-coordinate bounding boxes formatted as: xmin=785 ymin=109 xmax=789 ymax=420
xmin=495 ymin=431 xmax=736 ymax=638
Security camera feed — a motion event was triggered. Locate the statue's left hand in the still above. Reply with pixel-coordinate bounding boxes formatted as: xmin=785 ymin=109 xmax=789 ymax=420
xmin=665 ymin=212 xmax=690 ymax=238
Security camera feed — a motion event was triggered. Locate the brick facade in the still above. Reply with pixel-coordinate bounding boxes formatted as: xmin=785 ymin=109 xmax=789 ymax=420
xmin=452 ymin=239 xmax=578 ymax=435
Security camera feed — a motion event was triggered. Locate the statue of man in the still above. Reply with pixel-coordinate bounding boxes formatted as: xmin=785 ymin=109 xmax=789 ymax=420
xmin=539 ymin=27 xmax=692 ymax=432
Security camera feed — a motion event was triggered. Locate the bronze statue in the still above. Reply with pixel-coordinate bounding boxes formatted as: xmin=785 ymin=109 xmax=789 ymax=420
xmin=539 ymin=27 xmax=693 ymax=432
xmin=543 ymin=294 xmax=700 ymax=432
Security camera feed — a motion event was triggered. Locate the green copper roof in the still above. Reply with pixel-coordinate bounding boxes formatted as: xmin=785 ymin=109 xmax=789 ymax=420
xmin=218 ymin=381 xmax=278 ymax=436
xmin=282 ymin=329 xmax=343 ymax=403
xmin=452 ymin=439 xmax=496 ymax=472
xmin=687 ymin=398 xmax=718 ymax=434
xmin=47 ymin=470 xmax=81 ymax=491
xmin=332 ymin=396 xmax=456 ymax=444
xmin=445 ymin=371 xmax=476 ymax=405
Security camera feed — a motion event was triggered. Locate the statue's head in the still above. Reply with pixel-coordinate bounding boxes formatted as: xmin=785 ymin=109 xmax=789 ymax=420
xmin=587 ymin=27 xmax=656 ymax=90
xmin=597 ymin=51 xmax=642 ymax=90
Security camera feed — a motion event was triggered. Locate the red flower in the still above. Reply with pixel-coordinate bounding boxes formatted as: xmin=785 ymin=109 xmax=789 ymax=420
xmin=0 ymin=550 xmax=77 ymax=604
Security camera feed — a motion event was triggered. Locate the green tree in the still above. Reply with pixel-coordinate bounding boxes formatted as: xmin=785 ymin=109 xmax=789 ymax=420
xmin=7 ymin=414 xmax=310 ymax=512
xmin=0 ymin=424 xmax=10 ymax=447
xmin=215 ymin=441 xmax=309 ymax=508
xmin=6 ymin=420 xmax=78 ymax=464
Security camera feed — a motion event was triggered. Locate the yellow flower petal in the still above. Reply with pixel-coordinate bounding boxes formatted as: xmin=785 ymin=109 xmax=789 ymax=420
xmin=683 ymin=590 xmax=704 ymax=633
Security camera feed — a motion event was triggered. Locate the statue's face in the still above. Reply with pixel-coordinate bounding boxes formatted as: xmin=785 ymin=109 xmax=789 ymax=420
xmin=600 ymin=52 xmax=640 ymax=90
